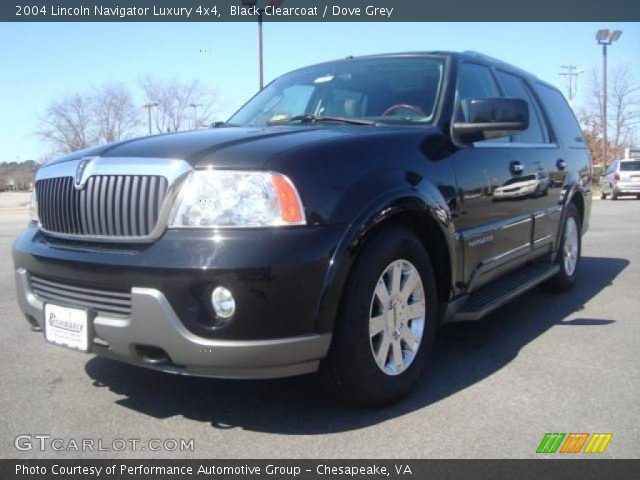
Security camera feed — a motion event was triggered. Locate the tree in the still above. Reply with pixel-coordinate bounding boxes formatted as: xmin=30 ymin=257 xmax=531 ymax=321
xmin=579 ymin=65 xmax=640 ymax=165
xmin=93 ymin=83 xmax=141 ymax=143
xmin=37 ymin=83 xmax=141 ymax=154
xmin=37 ymin=93 xmax=94 ymax=153
xmin=139 ymin=76 xmax=219 ymax=133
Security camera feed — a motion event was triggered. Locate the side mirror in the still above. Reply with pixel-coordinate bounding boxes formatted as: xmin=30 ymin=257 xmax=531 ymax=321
xmin=453 ymin=98 xmax=529 ymax=144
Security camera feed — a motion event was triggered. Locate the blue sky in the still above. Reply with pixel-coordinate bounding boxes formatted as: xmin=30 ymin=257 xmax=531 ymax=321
xmin=1 ymin=22 xmax=638 ymax=162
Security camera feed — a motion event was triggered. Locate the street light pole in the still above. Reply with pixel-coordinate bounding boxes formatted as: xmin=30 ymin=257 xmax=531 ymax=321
xmin=596 ymin=29 xmax=622 ymax=169
xmin=258 ymin=9 xmax=263 ymax=90
xmin=142 ymin=102 xmax=159 ymax=135
xmin=602 ymin=42 xmax=608 ymax=169
xmin=242 ymin=0 xmax=284 ymax=90
xmin=189 ymin=103 xmax=203 ymax=129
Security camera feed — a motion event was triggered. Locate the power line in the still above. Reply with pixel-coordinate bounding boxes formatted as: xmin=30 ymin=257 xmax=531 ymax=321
xmin=559 ymin=65 xmax=584 ymax=103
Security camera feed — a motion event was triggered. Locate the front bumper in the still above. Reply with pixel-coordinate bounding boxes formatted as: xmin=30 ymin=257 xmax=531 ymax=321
xmin=13 ymin=224 xmax=344 ymax=378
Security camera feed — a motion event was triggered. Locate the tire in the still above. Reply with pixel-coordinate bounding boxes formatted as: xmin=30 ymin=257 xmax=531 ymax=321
xmin=611 ymin=188 xmax=618 ymax=200
xmin=320 ymin=225 xmax=438 ymax=407
xmin=636 ymin=195 xmax=640 ymax=200
xmin=542 ymin=203 xmax=581 ymax=293
xmin=600 ymin=190 xmax=607 ymax=200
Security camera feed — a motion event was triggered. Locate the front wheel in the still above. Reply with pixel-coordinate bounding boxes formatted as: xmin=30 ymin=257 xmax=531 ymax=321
xmin=542 ymin=203 xmax=581 ymax=293
xmin=320 ymin=226 xmax=437 ymax=407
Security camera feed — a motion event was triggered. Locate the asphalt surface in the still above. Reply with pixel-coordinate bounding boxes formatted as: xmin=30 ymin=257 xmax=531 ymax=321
xmin=0 ymin=197 xmax=638 ymax=459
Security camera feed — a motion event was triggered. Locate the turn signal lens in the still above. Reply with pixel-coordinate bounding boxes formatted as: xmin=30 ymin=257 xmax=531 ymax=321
xmin=271 ymin=174 xmax=304 ymax=224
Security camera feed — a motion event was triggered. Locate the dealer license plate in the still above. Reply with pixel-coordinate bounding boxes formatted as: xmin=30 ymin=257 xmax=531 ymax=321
xmin=44 ymin=304 xmax=89 ymax=352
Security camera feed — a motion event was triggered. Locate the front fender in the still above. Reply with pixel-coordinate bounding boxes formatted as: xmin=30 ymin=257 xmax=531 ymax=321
xmin=314 ymin=170 xmax=456 ymax=334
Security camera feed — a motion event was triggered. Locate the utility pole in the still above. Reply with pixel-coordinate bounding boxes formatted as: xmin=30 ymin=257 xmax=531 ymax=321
xmin=189 ymin=103 xmax=203 ymax=129
xmin=596 ymin=29 xmax=622 ymax=169
xmin=142 ymin=102 xmax=159 ymax=135
xmin=559 ymin=65 xmax=584 ymax=104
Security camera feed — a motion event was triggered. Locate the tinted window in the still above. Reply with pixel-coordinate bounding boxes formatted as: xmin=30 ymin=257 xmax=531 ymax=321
xmin=457 ymin=63 xmax=501 ymax=112
xmin=456 ymin=63 xmax=507 ymax=143
xmin=496 ymin=71 xmax=545 ymax=144
xmin=229 ymin=57 xmax=445 ymax=126
xmin=534 ymin=84 xmax=585 ymax=147
xmin=620 ymin=161 xmax=640 ymax=171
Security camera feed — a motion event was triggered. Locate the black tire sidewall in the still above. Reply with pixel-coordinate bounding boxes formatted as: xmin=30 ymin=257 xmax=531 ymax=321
xmin=553 ymin=203 xmax=582 ymax=290
xmin=323 ymin=226 xmax=438 ymax=406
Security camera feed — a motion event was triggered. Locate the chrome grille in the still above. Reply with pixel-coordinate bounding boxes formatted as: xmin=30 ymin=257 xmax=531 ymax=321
xmin=30 ymin=275 xmax=132 ymax=318
xmin=36 ymin=175 xmax=168 ymax=238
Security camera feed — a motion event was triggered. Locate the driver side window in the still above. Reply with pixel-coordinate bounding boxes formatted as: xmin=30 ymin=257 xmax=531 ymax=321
xmin=456 ymin=63 xmax=508 ymax=143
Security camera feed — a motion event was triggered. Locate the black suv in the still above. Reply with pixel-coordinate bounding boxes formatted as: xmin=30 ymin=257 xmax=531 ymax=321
xmin=13 ymin=52 xmax=592 ymax=406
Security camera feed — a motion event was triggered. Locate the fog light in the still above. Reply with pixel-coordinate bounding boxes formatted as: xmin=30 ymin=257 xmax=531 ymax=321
xmin=211 ymin=286 xmax=235 ymax=319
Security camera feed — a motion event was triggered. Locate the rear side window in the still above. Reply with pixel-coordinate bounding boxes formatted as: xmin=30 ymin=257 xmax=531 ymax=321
xmin=620 ymin=161 xmax=640 ymax=171
xmin=496 ymin=71 xmax=546 ymax=144
xmin=534 ymin=84 xmax=585 ymax=148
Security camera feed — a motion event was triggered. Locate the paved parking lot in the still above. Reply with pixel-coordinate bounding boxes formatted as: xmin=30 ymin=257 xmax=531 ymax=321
xmin=0 ymin=197 xmax=638 ymax=458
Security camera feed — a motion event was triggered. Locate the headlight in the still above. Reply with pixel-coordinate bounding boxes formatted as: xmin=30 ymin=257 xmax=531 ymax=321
xmin=29 ymin=189 xmax=39 ymax=224
xmin=169 ymin=170 xmax=306 ymax=228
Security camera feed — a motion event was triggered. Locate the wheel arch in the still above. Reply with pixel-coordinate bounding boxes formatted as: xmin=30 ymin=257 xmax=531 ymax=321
xmin=552 ymin=184 xmax=589 ymax=262
xmin=570 ymin=188 xmax=585 ymax=228
xmin=315 ymin=191 xmax=457 ymax=334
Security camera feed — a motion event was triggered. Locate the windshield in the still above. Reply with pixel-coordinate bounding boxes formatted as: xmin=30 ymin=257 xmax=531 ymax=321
xmin=228 ymin=56 xmax=445 ymax=127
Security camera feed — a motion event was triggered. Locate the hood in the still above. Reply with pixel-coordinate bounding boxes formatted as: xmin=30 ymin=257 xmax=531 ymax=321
xmin=43 ymin=126 xmax=372 ymax=170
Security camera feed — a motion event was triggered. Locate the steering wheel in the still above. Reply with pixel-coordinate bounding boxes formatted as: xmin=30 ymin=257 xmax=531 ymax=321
xmin=382 ymin=104 xmax=426 ymax=117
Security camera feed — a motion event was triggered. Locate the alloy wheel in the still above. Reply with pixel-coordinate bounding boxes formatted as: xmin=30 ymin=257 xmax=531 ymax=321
xmin=563 ymin=216 xmax=579 ymax=276
xmin=368 ymin=259 xmax=426 ymax=376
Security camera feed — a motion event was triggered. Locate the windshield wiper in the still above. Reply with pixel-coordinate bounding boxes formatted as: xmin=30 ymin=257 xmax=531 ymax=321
xmin=211 ymin=121 xmax=239 ymax=128
xmin=268 ymin=114 xmax=378 ymax=126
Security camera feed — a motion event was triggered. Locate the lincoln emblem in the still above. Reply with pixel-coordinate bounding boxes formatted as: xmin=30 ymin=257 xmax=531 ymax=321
xmin=74 ymin=158 xmax=91 ymax=189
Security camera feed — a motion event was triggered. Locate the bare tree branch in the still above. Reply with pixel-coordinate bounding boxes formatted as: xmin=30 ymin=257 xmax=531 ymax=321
xmin=139 ymin=76 xmax=219 ymax=133
xmin=37 ymin=93 xmax=94 ymax=153
xmin=93 ymin=83 xmax=141 ymax=143
xmin=579 ymin=64 xmax=640 ymax=164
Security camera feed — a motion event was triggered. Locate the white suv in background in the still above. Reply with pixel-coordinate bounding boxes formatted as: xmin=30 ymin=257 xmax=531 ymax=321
xmin=600 ymin=159 xmax=640 ymax=200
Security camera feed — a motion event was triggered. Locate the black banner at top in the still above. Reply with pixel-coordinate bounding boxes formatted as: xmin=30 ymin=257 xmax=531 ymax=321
xmin=3 ymin=0 xmax=640 ymax=22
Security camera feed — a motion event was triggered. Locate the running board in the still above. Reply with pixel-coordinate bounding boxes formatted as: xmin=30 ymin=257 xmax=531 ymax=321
xmin=452 ymin=262 xmax=560 ymax=322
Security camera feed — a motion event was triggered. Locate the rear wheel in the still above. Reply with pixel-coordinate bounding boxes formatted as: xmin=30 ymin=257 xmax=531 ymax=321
xmin=611 ymin=188 xmax=619 ymax=200
xmin=543 ymin=203 xmax=581 ymax=293
xmin=600 ymin=190 xmax=607 ymax=200
xmin=320 ymin=226 xmax=437 ymax=407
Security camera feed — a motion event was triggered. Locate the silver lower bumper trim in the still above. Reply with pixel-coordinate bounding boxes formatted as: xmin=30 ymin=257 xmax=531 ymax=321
xmin=15 ymin=268 xmax=331 ymax=379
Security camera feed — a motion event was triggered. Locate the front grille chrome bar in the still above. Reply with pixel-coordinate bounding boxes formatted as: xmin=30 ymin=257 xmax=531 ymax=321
xmin=34 ymin=157 xmax=192 ymax=243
